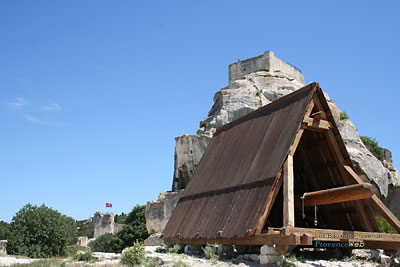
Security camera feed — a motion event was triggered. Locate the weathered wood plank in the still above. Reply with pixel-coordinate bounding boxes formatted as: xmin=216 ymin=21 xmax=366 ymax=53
xmin=255 ymin=170 xmax=283 ymax=234
xmin=295 ymin=183 xmax=373 ymax=207
xmin=369 ymin=194 xmax=400 ymax=233
xmin=288 ymin=99 xmax=314 ymax=156
xmin=311 ymin=111 xmax=326 ymax=120
xmin=303 ymin=117 xmax=332 ymax=131
xmin=165 ymin=227 xmax=400 ymax=250
xmin=283 ymin=155 xmax=295 ymax=227
xmin=343 ymin=165 xmax=399 ymax=233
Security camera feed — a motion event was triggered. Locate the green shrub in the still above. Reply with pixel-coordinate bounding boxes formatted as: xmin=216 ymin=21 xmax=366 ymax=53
xmin=142 ymin=257 xmax=163 ymax=267
xmin=125 ymin=205 xmax=146 ymax=226
xmin=172 ymin=259 xmax=189 ymax=267
xmin=113 ymin=224 xmax=149 ymax=253
xmin=12 ymin=259 xmax=67 ymax=267
xmin=339 ymin=111 xmax=349 ymax=120
xmin=88 ymin=233 xmax=117 ymax=252
xmin=155 ymin=246 xmax=166 ymax=253
xmin=361 ymin=136 xmax=383 ymax=160
xmin=110 ymin=205 xmax=149 ymax=253
xmin=278 ymin=256 xmax=295 ymax=267
xmin=7 ymin=204 xmax=77 ymax=258
xmin=202 ymin=244 xmax=218 ymax=260
xmin=167 ymin=244 xmax=182 ymax=254
xmin=76 ymin=219 xmax=94 ymax=238
xmin=74 ymin=250 xmax=94 ymax=262
xmin=121 ymin=240 xmax=146 ymax=266
xmin=376 ymin=215 xmax=396 ymax=234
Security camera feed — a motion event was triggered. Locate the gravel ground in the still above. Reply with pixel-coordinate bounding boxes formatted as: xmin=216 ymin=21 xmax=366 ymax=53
xmin=0 ymin=247 xmax=384 ymax=266
xmin=0 ymin=256 xmax=37 ymax=266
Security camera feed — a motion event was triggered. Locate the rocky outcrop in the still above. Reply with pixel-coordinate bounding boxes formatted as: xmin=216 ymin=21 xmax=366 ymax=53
xmin=338 ymin=119 xmax=400 ymax=197
xmin=145 ymin=191 xmax=183 ymax=233
xmin=172 ymin=135 xmax=211 ymax=191
xmin=197 ymin=70 xmax=305 ymax=137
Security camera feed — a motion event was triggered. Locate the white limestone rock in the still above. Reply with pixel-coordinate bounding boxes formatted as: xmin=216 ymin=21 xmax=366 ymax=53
xmin=197 ymin=70 xmax=305 ymax=137
xmin=338 ymin=119 xmax=400 ymax=197
xmin=145 ymin=190 xmax=183 ymax=233
xmin=172 ymin=134 xmax=211 ymax=191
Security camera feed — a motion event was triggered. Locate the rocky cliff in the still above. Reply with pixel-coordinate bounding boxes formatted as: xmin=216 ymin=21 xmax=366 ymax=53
xmin=145 ymin=51 xmax=400 ymax=235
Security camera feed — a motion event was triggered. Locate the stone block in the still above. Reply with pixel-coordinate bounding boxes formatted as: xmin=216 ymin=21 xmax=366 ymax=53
xmin=260 ymin=244 xmax=278 ymax=255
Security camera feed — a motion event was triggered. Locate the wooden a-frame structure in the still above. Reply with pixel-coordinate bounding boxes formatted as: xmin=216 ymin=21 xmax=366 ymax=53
xmin=163 ymin=83 xmax=400 ymax=254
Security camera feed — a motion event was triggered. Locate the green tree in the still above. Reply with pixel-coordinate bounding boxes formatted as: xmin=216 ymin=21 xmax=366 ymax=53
xmin=7 ymin=204 xmax=77 ymax=258
xmin=0 ymin=221 xmax=10 ymax=240
xmin=125 ymin=205 xmax=146 ymax=225
xmin=88 ymin=233 xmax=117 ymax=252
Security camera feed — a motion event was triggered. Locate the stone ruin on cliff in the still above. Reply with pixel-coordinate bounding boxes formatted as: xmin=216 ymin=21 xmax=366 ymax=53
xmin=145 ymin=51 xmax=400 ymax=242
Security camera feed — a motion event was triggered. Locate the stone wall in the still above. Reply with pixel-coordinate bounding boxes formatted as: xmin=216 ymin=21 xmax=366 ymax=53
xmin=172 ymin=134 xmax=211 ymax=191
xmin=93 ymin=213 xmax=126 ymax=238
xmin=145 ymin=191 xmax=183 ymax=233
xmin=228 ymin=51 xmax=305 ymax=86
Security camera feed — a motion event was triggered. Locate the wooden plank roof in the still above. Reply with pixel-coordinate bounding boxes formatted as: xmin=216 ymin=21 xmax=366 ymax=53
xmin=163 ymin=83 xmax=318 ymax=240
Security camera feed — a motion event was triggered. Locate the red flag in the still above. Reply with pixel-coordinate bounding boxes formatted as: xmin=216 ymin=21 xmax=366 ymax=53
xmin=106 ymin=203 xmax=112 ymax=208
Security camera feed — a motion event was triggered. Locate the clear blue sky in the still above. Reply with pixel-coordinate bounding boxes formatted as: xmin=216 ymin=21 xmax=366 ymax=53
xmin=1 ymin=1 xmax=399 ymax=222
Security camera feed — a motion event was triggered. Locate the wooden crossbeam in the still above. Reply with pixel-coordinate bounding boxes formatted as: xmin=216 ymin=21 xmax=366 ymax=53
xmin=165 ymin=227 xmax=400 ymax=250
xmin=370 ymin=195 xmax=400 ymax=234
xmin=294 ymin=183 xmax=373 ymax=207
xmin=303 ymin=117 xmax=332 ymax=131
xmin=311 ymin=111 xmax=326 ymax=120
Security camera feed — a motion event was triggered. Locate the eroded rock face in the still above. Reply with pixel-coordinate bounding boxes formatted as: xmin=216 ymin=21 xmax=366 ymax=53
xmin=172 ymin=135 xmax=211 ymax=191
xmin=338 ymin=119 xmax=400 ymax=197
xmin=145 ymin=191 xmax=183 ymax=233
xmin=197 ymin=71 xmax=305 ymax=137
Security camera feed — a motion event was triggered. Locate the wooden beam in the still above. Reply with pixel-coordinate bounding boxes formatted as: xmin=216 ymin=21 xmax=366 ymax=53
xmin=303 ymin=117 xmax=332 ymax=131
xmin=165 ymin=227 xmax=400 ymax=250
xmin=283 ymin=227 xmax=400 ymax=243
xmin=283 ymin=155 xmax=295 ymax=227
xmin=312 ymin=94 xmax=328 ymax=119
xmin=294 ymin=183 xmax=373 ymax=207
xmin=288 ymin=99 xmax=314 ymax=156
xmin=311 ymin=111 xmax=326 ymax=120
xmin=343 ymin=165 xmax=364 ymax=184
xmin=255 ymin=170 xmax=283 ymax=234
xmin=343 ymin=165 xmax=400 ymax=233
xmin=370 ymin=194 xmax=400 ymax=234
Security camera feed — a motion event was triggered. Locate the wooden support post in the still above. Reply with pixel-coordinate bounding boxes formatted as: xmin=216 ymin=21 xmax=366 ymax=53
xmin=370 ymin=195 xmax=400 ymax=233
xmin=343 ymin=165 xmax=400 ymax=233
xmin=283 ymin=155 xmax=295 ymax=227
xmin=294 ymin=183 xmax=373 ymax=207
